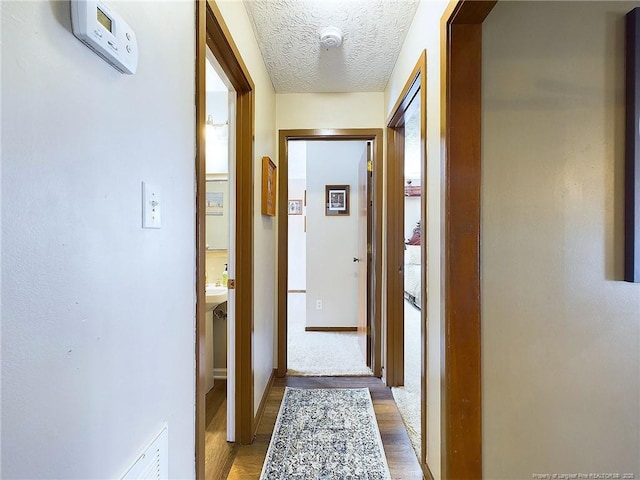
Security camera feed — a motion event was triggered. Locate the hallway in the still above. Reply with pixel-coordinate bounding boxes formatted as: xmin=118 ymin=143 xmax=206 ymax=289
xmin=225 ymin=376 xmax=422 ymax=480
xmin=4 ymin=2 xmax=640 ymax=479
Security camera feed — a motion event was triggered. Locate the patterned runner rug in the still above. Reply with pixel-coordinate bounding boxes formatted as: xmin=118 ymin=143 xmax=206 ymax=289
xmin=260 ymin=387 xmax=391 ymax=480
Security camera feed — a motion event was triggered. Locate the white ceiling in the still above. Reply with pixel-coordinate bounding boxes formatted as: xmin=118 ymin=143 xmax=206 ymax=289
xmin=243 ymin=0 xmax=420 ymax=93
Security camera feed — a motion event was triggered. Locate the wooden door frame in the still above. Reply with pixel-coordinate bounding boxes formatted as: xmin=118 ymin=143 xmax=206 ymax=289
xmin=440 ymin=1 xmax=497 ymax=479
xmin=196 ymin=0 xmax=255 ymax=477
xmin=385 ymin=51 xmax=427 ymax=388
xmin=385 ymin=51 xmax=430 ymax=477
xmin=276 ymin=129 xmax=384 ymax=378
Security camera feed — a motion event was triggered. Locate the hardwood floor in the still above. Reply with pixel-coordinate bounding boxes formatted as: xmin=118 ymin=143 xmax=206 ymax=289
xmin=205 ymin=380 xmax=238 ymax=480
xmin=225 ymin=376 xmax=423 ymax=480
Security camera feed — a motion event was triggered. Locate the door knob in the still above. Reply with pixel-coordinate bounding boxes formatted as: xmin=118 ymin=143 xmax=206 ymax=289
xmin=353 ymin=257 xmax=361 ymax=262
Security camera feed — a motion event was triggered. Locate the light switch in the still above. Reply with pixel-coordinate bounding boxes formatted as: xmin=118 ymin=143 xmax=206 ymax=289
xmin=142 ymin=182 xmax=161 ymax=229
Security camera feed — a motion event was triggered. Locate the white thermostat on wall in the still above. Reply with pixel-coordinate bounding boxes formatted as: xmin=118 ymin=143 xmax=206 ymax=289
xmin=70 ymin=0 xmax=138 ymax=74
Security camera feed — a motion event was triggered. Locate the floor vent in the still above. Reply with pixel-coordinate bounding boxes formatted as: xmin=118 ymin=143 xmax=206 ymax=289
xmin=122 ymin=424 xmax=168 ymax=480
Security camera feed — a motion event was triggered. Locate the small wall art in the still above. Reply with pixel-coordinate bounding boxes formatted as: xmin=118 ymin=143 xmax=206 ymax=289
xmin=261 ymin=156 xmax=276 ymax=216
xmin=206 ymin=191 xmax=224 ymax=216
xmin=325 ymin=184 xmax=350 ymax=216
xmin=288 ymin=199 xmax=302 ymax=215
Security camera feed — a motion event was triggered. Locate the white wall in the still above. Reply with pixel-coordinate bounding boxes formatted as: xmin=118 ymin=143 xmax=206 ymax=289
xmin=276 ymin=92 xmax=385 ymax=129
xmin=305 ymin=141 xmax=366 ymax=328
xmin=404 ymin=196 xmax=421 ymax=242
xmin=288 ymin=141 xmax=307 ymax=290
xmin=482 ymin=2 xmax=640 ymax=478
xmin=286 ymin=178 xmax=306 ymax=291
xmin=1 ymin=1 xmax=196 ymax=478
xmin=384 ymin=1 xmax=449 ymax=477
xmin=215 ymin=1 xmax=277 ymax=416
xmin=288 ymin=178 xmax=307 ymax=291
xmin=205 ymin=91 xmax=229 ymax=174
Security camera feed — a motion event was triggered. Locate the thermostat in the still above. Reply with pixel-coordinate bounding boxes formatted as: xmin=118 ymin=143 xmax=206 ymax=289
xmin=71 ymin=0 xmax=138 ymax=74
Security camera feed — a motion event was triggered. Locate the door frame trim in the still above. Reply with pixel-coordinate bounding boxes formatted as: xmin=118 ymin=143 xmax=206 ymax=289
xmin=196 ymin=1 xmax=256 ymax=477
xmin=440 ymin=1 xmax=497 ymax=479
xmin=385 ymin=51 xmax=430 ymax=475
xmin=276 ymin=129 xmax=384 ymax=378
xmin=385 ymin=51 xmax=427 ymax=388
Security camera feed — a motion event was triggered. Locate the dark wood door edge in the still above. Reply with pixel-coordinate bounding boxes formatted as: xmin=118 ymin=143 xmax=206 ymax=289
xmin=195 ymin=3 xmax=207 ymax=477
xmin=277 ymin=129 xmax=384 ymax=379
xmin=440 ymin=1 xmax=497 ymax=479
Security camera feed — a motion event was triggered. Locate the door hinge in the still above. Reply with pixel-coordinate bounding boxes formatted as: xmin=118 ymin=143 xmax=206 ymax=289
xmin=367 ymin=160 xmax=373 ymax=172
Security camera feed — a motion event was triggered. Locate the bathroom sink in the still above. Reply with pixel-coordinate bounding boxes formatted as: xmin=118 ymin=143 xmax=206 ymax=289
xmin=205 ymin=284 xmax=228 ymax=310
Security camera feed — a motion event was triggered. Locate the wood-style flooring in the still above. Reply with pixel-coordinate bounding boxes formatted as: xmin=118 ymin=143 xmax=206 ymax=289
xmin=205 ymin=380 xmax=238 ymax=480
xmin=225 ymin=376 xmax=423 ymax=480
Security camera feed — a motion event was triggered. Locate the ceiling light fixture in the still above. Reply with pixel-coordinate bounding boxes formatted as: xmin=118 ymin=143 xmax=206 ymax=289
xmin=319 ymin=27 xmax=343 ymax=49
xmin=206 ymin=115 xmax=228 ymax=128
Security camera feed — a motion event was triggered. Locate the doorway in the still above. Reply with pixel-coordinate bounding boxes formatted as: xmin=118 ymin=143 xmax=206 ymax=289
xmin=202 ymin=52 xmax=236 ymax=479
xmin=195 ymin=1 xmax=256 ymax=478
xmin=277 ymin=129 xmax=384 ymax=378
xmin=393 ymin=95 xmax=423 ymax=462
xmin=386 ymin=51 xmax=429 ymax=474
xmin=386 ymin=51 xmax=432 ymax=477
xmin=286 ymin=139 xmax=373 ymax=376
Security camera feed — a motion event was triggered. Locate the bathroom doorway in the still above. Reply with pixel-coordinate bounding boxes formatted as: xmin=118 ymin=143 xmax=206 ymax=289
xmin=203 ymin=51 xmax=237 ymax=478
xmin=195 ymin=1 xmax=256 ymax=477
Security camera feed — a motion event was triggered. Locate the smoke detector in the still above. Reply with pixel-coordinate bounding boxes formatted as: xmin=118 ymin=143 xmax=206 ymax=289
xmin=319 ymin=27 xmax=343 ymax=49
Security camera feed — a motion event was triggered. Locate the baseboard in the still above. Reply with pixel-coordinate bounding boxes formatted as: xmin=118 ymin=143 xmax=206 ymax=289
xmin=213 ymin=368 xmax=227 ymax=380
xmin=304 ymin=326 xmax=357 ymax=332
xmin=253 ymin=368 xmax=276 ymax=437
xmin=287 ymin=289 xmax=306 ymax=293
xmin=422 ymin=461 xmax=435 ymax=480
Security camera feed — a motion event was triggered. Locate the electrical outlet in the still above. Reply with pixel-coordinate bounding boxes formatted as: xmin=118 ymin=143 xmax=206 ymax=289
xmin=316 ymin=300 xmax=323 ymax=310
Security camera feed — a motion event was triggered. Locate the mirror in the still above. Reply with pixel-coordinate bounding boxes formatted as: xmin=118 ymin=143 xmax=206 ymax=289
xmin=206 ymin=178 xmax=229 ymax=250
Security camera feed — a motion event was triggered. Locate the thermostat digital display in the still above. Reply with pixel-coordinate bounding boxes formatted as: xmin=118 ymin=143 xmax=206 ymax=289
xmin=96 ymin=7 xmax=112 ymax=33
xmin=71 ymin=0 xmax=138 ymax=74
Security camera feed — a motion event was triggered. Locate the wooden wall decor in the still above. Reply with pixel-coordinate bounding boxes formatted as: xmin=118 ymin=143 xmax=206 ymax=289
xmin=262 ymin=156 xmax=277 ymax=216
xmin=626 ymin=7 xmax=640 ymax=282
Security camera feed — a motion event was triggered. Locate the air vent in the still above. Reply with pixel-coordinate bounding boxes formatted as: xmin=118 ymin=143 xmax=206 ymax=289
xmin=122 ymin=424 xmax=168 ymax=480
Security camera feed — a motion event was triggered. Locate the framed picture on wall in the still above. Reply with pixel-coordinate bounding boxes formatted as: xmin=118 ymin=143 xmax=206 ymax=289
xmin=325 ymin=185 xmax=350 ymax=216
xmin=206 ymin=191 xmax=224 ymax=216
xmin=288 ymin=199 xmax=303 ymax=215
xmin=261 ymin=156 xmax=276 ymax=216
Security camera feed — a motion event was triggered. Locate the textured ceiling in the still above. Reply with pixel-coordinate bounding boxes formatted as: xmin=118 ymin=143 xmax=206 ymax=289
xmin=243 ymin=0 xmax=420 ymax=93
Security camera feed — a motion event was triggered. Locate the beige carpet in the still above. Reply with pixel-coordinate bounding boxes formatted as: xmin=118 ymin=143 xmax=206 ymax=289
xmin=391 ymin=299 xmax=421 ymax=459
xmin=287 ymin=293 xmax=372 ymax=376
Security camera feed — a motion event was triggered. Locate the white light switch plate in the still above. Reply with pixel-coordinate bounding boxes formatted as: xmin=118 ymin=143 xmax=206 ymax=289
xmin=142 ymin=182 xmax=161 ymax=229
